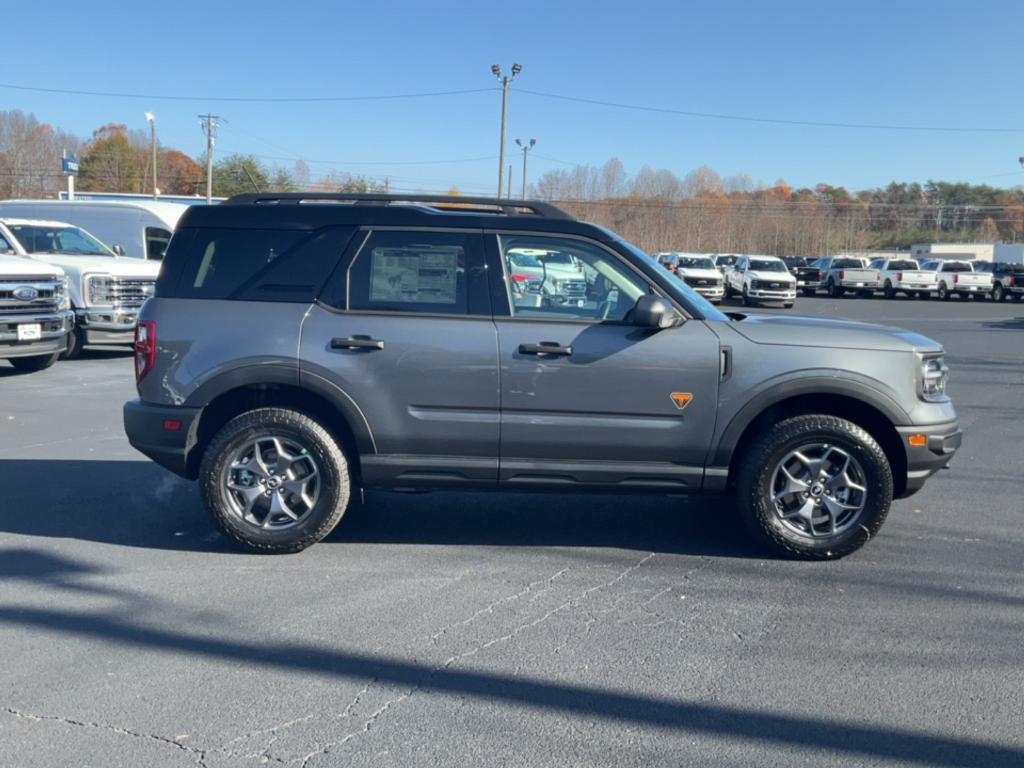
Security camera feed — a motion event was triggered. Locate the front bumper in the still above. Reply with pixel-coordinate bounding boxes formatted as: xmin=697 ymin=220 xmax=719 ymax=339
xmin=77 ymin=307 xmax=140 ymax=344
xmin=123 ymin=399 xmax=202 ymax=479
xmin=693 ymin=286 xmax=724 ymax=300
xmin=747 ymin=289 xmax=796 ymax=302
xmin=897 ymin=420 xmax=961 ymax=498
xmin=0 ymin=310 xmax=73 ymax=358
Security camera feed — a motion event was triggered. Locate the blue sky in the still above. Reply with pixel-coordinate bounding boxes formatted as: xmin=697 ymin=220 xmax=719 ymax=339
xmin=4 ymin=0 xmax=1024 ymax=194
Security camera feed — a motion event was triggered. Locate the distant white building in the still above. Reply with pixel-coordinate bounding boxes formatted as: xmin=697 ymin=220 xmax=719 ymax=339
xmin=910 ymin=243 xmax=1024 ymax=264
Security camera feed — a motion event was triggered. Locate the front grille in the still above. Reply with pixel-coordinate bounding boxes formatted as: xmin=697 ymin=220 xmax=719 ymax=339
xmin=558 ymin=279 xmax=587 ymax=298
xmin=87 ymin=276 xmax=156 ymax=308
xmin=753 ymin=279 xmax=788 ymax=290
xmin=0 ymin=278 xmax=63 ymax=314
xmin=684 ymin=277 xmax=722 ymax=288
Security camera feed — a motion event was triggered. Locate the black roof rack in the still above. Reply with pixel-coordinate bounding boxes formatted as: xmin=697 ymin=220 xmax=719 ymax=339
xmin=223 ymin=192 xmax=573 ymax=220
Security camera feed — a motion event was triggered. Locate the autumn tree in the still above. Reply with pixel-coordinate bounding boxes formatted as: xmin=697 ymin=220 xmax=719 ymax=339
xmin=79 ymin=124 xmax=147 ymax=193
xmin=159 ymin=150 xmax=202 ymax=195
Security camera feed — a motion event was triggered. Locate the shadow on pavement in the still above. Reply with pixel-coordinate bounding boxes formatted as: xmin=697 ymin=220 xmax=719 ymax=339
xmin=0 ymin=546 xmax=1020 ymax=767
xmin=0 ymin=459 xmax=757 ymax=558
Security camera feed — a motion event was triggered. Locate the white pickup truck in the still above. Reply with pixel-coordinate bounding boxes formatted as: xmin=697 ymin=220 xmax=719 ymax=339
xmin=814 ymin=256 xmax=879 ymax=298
xmin=869 ymin=257 xmax=938 ymax=299
xmin=0 ymin=249 xmax=74 ymax=372
xmin=0 ymin=218 xmax=160 ymax=358
xmin=922 ymin=259 xmax=994 ymax=301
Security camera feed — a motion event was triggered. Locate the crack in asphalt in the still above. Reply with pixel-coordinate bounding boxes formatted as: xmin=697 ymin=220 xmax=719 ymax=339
xmin=300 ymin=553 xmax=656 ymax=767
xmin=3 ymin=706 xmax=209 ymax=767
xmin=428 ymin=566 xmax=571 ymax=647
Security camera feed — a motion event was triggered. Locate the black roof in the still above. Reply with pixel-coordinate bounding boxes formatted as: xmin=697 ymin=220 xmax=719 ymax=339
xmin=177 ymin=193 xmax=606 ymax=236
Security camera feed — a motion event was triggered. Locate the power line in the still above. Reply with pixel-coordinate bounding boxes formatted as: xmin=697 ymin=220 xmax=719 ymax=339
xmin=516 ymin=89 xmax=1024 ymax=133
xmin=0 ymin=82 xmax=495 ymax=103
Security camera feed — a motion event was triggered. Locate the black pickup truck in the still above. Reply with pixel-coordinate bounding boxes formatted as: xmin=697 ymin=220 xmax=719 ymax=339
xmin=983 ymin=262 xmax=1024 ymax=302
xmin=781 ymin=257 xmax=822 ymax=296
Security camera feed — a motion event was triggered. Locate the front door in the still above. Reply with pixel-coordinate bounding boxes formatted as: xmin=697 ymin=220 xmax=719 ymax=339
xmin=300 ymin=228 xmax=499 ymax=489
xmin=490 ymin=233 xmax=721 ymax=491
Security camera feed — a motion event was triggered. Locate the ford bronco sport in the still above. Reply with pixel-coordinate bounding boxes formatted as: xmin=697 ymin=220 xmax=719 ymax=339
xmin=123 ymin=194 xmax=961 ymax=559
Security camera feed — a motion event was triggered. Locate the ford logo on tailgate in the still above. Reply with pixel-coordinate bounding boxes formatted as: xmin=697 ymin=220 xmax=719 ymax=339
xmin=12 ymin=286 xmax=39 ymax=301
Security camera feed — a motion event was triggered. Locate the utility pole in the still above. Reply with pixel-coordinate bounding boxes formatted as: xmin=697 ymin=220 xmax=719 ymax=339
xmin=515 ymin=138 xmax=535 ymax=199
xmin=145 ymin=112 xmax=158 ymax=200
xmin=491 ymin=63 xmax=521 ymax=198
xmin=199 ymin=113 xmax=221 ymax=203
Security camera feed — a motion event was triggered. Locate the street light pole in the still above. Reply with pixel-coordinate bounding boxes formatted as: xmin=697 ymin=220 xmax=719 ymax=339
xmin=145 ymin=112 xmax=158 ymax=200
xmin=492 ymin=63 xmax=521 ymax=198
xmin=515 ymin=138 xmax=535 ymax=199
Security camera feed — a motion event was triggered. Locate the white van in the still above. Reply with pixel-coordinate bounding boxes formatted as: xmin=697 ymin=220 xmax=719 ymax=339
xmin=0 ymin=200 xmax=189 ymax=261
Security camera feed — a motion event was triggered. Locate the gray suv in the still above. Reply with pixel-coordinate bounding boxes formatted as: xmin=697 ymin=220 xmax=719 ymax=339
xmin=123 ymin=194 xmax=961 ymax=559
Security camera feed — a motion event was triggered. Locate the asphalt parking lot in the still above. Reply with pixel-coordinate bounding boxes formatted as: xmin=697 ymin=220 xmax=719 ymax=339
xmin=1 ymin=296 xmax=1022 ymax=767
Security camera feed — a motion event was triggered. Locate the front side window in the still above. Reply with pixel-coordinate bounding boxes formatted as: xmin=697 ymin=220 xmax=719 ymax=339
xmin=7 ymin=224 xmax=112 ymax=256
xmin=499 ymin=234 xmax=651 ymax=322
xmin=348 ymin=230 xmax=470 ymax=314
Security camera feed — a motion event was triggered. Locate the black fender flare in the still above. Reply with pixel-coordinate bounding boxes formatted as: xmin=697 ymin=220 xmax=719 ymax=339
xmin=183 ymin=362 xmax=376 ymax=457
xmin=708 ymin=373 xmax=910 ymax=469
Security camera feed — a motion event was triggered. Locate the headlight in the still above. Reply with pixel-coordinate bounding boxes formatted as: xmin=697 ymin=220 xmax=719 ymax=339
xmin=919 ymin=354 xmax=949 ymax=402
xmin=57 ymin=276 xmax=70 ymax=310
xmin=85 ymin=274 xmax=116 ymax=307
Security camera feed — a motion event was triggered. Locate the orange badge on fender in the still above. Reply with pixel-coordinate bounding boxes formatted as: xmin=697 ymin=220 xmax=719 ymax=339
xmin=670 ymin=392 xmax=693 ymax=411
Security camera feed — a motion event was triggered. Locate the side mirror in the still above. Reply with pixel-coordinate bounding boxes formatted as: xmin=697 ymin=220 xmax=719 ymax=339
xmin=112 ymin=244 xmax=125 ymax=257
xmin=633 ymin=295 xmax=675 ymax=329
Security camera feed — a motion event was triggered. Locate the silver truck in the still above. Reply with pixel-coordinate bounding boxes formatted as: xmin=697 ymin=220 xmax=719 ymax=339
xmin=0 ymin=246 xmax=73 ymax=372
xmin=814 ymin=256 xmax=879 ymax=298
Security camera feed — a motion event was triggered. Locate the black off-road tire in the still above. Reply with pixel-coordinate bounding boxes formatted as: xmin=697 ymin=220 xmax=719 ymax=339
xmin=734 ymin=414 xmax=893 ymax=560
xmin=8 ymin=352 xmax=59 ymax=373
xmin=938 ymin=283 xmax=949 ymax=301
xmin=827 ymin=280 xmax=844 ymax=298
xmin=199 ymin=408 xmax=352 ymax=554
xmin=992 ymin=284 xmax=1004 ymax=302
xmin=883 ymin=281 xmax=895 ymax=299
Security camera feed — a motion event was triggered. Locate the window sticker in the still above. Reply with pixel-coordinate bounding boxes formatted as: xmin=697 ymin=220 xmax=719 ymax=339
xmin=369 ymin=247 xmax=460 ymax=304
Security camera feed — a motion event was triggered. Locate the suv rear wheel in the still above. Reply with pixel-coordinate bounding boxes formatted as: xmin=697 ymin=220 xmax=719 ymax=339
xmin=199 ymin=408 xmax=352 ymax=553
xmin=735 ymin=414 xmax=893 ymax=560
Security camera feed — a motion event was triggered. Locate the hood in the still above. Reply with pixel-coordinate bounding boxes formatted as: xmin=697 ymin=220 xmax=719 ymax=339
xmin=748 ymin=270 xmax=795 ymax=283
xmin=0 ymin=254 xmax=65 ymax=279
xmin=728 ymin=313 xmax=942 ymax=353
xmin=677 ymin=267 xmax=721 ymax=279
xmin=25 ymin=254 xmax=160 ymax=279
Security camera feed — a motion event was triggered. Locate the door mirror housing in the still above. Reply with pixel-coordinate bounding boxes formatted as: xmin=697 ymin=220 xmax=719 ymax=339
xmin=633 ymin=295 xmax=675 ymax=329
xmin=111 ymin=244 xmax=125 ymax=257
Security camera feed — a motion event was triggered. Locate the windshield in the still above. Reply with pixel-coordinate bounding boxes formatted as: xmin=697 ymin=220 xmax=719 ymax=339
xmin=8 ymin=224 xmax=113 ymax=256
xmin=783 ymin=257 xmax=807 ymax=267
xmin=508 ymin=253 xmax=542 ymax=268
xmin=540 ymin=252 xmax=574 ymax=265
xmin=715 ymin=255 xmax=737 ymax=266
xmin=749 ymin=259 xmax=787 ymax=272
xmin=611 ymin=236 xmax=728 ymax=321
xmin=833 ymin=258 xmax=864 ymax=269
xmin=677 ymin=256 xmax=716 ymax=269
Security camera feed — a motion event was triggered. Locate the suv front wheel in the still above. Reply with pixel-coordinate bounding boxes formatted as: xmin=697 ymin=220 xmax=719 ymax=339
xmin=735 ymin=414 xmax=893 ymax=560
xmin=199 ymin=408 xmax=352 ymax=553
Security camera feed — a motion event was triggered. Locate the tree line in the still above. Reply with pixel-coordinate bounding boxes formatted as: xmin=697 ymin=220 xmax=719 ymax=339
xmin=533 ymin=159 xmax=1024 ymax=255
xmin=0 ymin=110 xmax=387 ymax=200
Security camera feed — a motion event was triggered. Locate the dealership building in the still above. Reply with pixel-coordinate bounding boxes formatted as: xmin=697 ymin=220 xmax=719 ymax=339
xmin=910 ymin=243 xmax=1024 ymax=264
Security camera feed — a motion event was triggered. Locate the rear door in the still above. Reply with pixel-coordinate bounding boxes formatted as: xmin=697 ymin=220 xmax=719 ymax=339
xmin=300 ymin=228 xmax=500 ymax=489
xmin=488 ymin=232 xmax=721 ymax=491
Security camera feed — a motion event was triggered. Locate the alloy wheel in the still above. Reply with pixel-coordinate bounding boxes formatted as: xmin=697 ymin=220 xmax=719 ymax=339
xmin=222 ymin=435 xmax=320 ymax=530
xmin=770 ymin=443 xmax=868 ymax=538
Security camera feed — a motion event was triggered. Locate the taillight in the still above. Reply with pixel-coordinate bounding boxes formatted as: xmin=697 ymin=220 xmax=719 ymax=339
xmin=134 ymin=320 xmax=156 ymax=383
xmin=1010 ymin=276 xmax=1016 ymax=286
xmin=818 ymin=271 xmax=825 ymax=281
xmin=510 ymin=274 xmax=530 ymax=284
xmin=897 ymin=272 xmax=903 ymax=281
xmin=953 ymin=274 xmax=959 ymax=284
xmin=839 ymin=270 xmax=845 ymax=279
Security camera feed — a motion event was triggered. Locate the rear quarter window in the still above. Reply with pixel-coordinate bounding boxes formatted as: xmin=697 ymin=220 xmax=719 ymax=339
xmin=163 ymin=226 xmax=354 ymax=301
